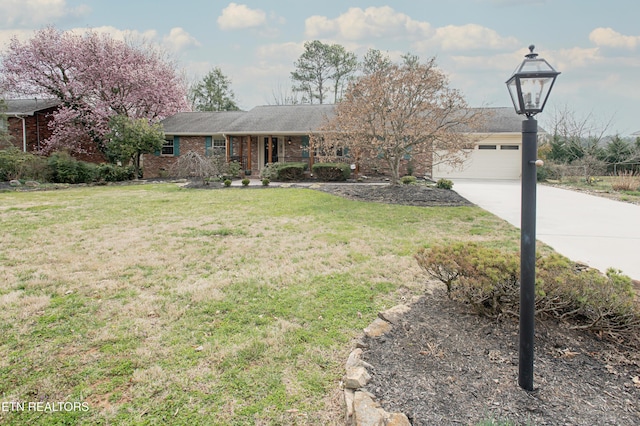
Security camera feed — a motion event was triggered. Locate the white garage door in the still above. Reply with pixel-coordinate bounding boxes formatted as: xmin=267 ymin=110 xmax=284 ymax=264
xmin=433 ymin=143 xmax=521 ymax=180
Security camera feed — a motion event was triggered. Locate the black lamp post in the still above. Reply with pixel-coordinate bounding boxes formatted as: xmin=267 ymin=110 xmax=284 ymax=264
xmin=506 ymin=45 xmax=560 ymax=391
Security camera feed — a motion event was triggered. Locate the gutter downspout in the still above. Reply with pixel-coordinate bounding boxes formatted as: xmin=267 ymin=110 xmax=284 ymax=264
xmin=11 ymin=114 xmax=27 ymax=152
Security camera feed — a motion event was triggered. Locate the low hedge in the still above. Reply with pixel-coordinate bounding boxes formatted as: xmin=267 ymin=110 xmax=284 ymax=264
xmin=0 ymin=148 xmax=50 ymax=181
xmin=0 ymin=148 xmax=136 ymax=184
xmin=415 ymin=242 xmax=640 ymax=346
xmin=312 ymin=163 xmax=351 ymax=181
xmin=275 ymin=162 xmax=307 ymax=181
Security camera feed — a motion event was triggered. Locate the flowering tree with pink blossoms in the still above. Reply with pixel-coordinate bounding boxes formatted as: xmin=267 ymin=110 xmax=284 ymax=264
xmin=0 ymin=26 xmax=189 ymax=154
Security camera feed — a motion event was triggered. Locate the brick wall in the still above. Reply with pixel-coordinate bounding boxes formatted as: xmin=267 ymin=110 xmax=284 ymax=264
xmin=6 ymin=107 xmax=105 ymax=163
xmin=7 ymin=107 xmax=56 ymax=152
xmin=143 ymin=136 xmax=207 ymax=178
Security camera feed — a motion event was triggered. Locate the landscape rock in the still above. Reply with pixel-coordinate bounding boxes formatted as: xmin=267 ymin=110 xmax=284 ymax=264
xmin=344 ymin=366 xmax=371 ymax=389
xmin=353 ymin=391 xmax=385 ymax=426
xmin=378 ymin=304 xmax=411 ymax=325
xmin=363 ymin=318 xmax=391 ymax=338
xmin=344 ymin=388 xmax=355 ymax=422
xmin=346 ymin=348 xmax=373 ymax=370
xmin=344 ymin=304 xmax=415 ymax=425
xmin=385 ymin=412 xmax=411 ymax=426
xmin=9 ymin=180 xmax=21 ymax=187
xmin=25 ymin=181 xmax=40 ymax=187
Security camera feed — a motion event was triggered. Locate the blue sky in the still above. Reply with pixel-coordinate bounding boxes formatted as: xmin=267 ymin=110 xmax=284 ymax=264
xmin=1 ymin=0 xmax=639 ymax=134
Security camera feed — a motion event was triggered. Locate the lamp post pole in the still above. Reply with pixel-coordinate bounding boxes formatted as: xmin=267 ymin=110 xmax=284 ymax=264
xmin=519 ymin=116 xmax=538 ymax=391
xmin=506 ymin=45 xmax=560 ymax=391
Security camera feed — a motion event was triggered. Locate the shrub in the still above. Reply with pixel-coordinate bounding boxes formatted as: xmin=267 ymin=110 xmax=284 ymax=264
xmin=611 ymin=171 xmax=638 ymax=192
xmin=0 ymin=148 xmax=49 ymax=181
xmin=259 ymin=162 xmax=307 ymax=181
xmin=171 ymin=151 xmax=229 ymax=184
xmin=435 ymin=178 xmax=453 ymax=190
xmin=312 ymin=163 xmax=351 ymax=181
xmin=227 ymin=160 xmax=241 ymax=179
xmin=276 ymin=162 xmax=307 ymax=181
xmin=400 ymin=175 xmax=417 ymax=185
xmin=96 ymin=163 xmax=135 ymax=182
xmin=47 ymin=152 xmax=97 ymax=184
xmin=223 ymin=179 xmax=232 ymax=187
xmin=259 ymin=163 xmax=278 ymax=180
xmin=262 ymin=178 xmax=270 ymax=186
xmin=76 ymin=160 xmax=98 ymax=183
xmin=415 ymin=243 xmax=640 ymax=345
xmin=241 ymin=178 xmax=250 ymax=186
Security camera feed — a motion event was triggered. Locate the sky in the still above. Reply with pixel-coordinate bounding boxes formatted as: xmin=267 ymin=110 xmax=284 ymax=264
xmin=0 ymin=0 xmax=639 ymax=135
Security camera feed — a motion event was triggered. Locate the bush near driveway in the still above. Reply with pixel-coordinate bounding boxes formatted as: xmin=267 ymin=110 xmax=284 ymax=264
xmin=416 ymin=242 xmax=640 ymax=346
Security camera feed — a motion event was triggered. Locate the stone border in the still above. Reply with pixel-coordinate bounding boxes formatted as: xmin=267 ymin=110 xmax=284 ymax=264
xmin=342 ymin=302 xmax=418 ymax=425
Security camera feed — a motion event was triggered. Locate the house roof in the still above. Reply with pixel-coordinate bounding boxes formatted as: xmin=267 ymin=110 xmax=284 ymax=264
xmin=223 ymin=104 xmax=335 ymax=135
xmin=161 ymin=104 xmax=523 ymax=136
xmin=5 ymin=99 xmax=60 ymax=116
xmin=480 ymin=107 xmax=525 ymax=133
xmin=159 ymin=111 xmax=246 ymax=135
xmin=162 ymin=104 xmax=335 ymax=136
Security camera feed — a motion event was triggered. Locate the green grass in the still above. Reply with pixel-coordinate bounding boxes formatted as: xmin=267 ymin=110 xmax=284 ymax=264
xmin=0 ymin=184 xmax=519 ymax=425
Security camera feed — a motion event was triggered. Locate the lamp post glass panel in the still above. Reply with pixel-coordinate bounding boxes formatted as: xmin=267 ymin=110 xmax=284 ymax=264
xmin=505 ymin=45 xmax=560 ymax=391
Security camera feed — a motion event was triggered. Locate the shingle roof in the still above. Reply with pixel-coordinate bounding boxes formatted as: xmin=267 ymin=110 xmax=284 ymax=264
xmin=478 ymin=107 xmax=524 ymax=133
xmin=5 ymin=99 xmax=60 ymax=115
xmin=161 ymin=104 xmax=335 ymax=136
xmin=160 ymin=111 xmax=246 ymax=135
xmin=224 ymin=104 xmax=335 ymax=134
xmin=161 ymin=104 xmax=523 ymax=136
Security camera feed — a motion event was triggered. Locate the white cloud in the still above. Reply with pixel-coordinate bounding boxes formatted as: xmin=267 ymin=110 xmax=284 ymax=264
xmin=551 ymin=46 xmax=601 ymax=71
xmin=0 ymin=0 xmax=89 ymax=27
xmin=218 ymin=3 xmax=267 ymax=30
xmin=427 ymin=24 xmax=518 ymax=51
xmin=256 ymin=42 xmax=303 ymax=62
xmin=589 ymin=27 xmax=640 ymax=50
xmin=163 ymin=27 xmax=201 ymax=53
xmin=0 ymin=29 xmax=35 ymax=49
xmin=69 ymin=26 xmax=159 ymax=44
xmin=305 ymin=7 xmax=516 ymax=53
xmin=305 ymin=6 xmax=431 ymax=40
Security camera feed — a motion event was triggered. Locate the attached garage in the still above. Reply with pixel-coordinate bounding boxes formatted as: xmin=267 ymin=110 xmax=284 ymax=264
xmin=433 ymin=108 xmax=524 ymax=180
xmin=433 ymin=138 xmax=522 ymax=180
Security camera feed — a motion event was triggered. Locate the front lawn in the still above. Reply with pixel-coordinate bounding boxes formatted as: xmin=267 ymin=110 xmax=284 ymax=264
xmin=0 ymin=184 xmax=519 ymax=425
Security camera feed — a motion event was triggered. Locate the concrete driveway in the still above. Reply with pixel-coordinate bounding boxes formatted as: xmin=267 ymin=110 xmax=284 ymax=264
xmin=452 ymin=180 xmax=640 ymax=281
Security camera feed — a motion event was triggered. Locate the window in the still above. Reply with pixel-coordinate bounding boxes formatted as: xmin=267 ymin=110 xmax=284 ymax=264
xmin=500 ymin=145 xmax=520 ymax=150
xmin=478 ymin=145 xmax=497 ymax=150
xmin=213 ymin=139 xmax=226 ymax=156
xmin=161 ymin=139 xmax=174 ymax=155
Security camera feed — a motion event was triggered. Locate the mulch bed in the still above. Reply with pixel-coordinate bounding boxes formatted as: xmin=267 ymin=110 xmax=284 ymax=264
xmin=362 ymin=289 xmax=640 ymax=425
xmin=311 ymin=182 xmax=473 ymax=207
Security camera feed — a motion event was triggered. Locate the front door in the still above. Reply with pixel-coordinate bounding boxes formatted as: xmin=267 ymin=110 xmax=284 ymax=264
xmin=264 ymin=137 xmax=279 ymax=164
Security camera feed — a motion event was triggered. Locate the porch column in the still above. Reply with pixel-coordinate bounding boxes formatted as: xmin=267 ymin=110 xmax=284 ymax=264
xmin=225 ymin=135 xmax=230 ymax=162
xmin=247 ymin=136 xmax=252 ymax=171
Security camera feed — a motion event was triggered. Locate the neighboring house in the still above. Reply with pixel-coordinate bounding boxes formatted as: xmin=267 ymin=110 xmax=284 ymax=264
xmin=2 ymin=98 xmax=104 ymax=163
xmin=3 ymin=99 xmax=60 ymax=152
xmin=152 ymin=104 xmax=524 ymax=180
